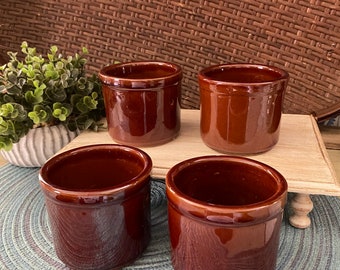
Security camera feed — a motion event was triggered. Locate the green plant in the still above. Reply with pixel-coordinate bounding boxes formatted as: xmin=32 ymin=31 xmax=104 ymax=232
xmin=0 ymin=41 xmax=105 ymax=151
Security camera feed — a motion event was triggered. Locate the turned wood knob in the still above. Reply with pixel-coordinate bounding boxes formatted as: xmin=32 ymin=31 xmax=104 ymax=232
xmin=289 ymin=193 xmax=314 ymax=229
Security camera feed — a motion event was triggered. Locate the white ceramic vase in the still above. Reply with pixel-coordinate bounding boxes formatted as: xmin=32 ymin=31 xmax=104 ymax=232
xmin=1 ymin=125 xmax=79 ymax=167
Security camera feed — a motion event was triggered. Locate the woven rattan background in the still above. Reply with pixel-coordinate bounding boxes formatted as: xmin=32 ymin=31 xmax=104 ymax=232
xmin=0 ymin=0 xmax=339 ymax=117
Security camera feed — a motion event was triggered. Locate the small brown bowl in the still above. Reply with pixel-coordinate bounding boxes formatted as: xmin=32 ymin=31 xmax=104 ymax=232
xmin=39 ymin=144 xmax=152 ymax=270
xmin=166 ymin=155 xmax=287 ymax=270
xmin=99 ymin=61 xmax=182 ymax=147
xmin=199 ymin=63 xmax=289 ymax=154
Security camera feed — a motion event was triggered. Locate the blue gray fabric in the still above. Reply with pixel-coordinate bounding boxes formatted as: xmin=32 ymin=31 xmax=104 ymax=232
xmin=322 ymin=116 xmax=340 ymax=127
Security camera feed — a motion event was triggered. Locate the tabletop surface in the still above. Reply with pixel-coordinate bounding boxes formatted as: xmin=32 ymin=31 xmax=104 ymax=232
xmin=61 ymin=109 xmax=340 ymax=196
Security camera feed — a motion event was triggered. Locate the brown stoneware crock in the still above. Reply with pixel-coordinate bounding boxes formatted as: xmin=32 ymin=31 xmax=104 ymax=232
xmin=39 ymin=144 xmax=152 ymax=270
xmin=199 ymin=64 xmax=289 ymax=154
xmin=99 ymin=61 xmax=182 ymax=147
xmin=166 ymin=155 xmax=288 ymax=270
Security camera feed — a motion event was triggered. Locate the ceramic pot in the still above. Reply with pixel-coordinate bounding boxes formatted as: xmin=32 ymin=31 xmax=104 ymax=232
xmin=99 ymin=61 xmax=182 ymax=147
xmin=166 ymin=156 xmax=288 ymax=270
xmin=199 ymin=64 xmax=289 ymax=154
xmin=1 ymin=125 xmax=78 ymax=167
xmin=39 ymin=144 xmax=152 ymax=270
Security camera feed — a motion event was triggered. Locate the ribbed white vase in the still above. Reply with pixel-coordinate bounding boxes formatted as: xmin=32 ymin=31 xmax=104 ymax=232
xmin=1 ymin=125 xmax=79 ymax=167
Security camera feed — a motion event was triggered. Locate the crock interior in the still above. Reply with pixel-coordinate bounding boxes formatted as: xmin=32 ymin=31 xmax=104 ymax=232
xmin=42 ymin=147 xmax=146 ymax=191
xmin=104 ymin=63 xmax=177 ymax=79
xmin=173 ymin=159 xmax=280 ymax=206
xmin=203 ymin=66 xmax=283 ymax=84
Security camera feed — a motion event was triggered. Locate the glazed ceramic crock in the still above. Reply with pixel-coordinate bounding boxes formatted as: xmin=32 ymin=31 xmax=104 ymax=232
xmin=99 ymin=61 xmax=182 ymax=147
xmin=199 ymin=64 xmax=289 ymax=154
xmin=39 ymin=144 xmax=152 ymax=270
xmin=166 ymin=156 xmax=288 ymax=270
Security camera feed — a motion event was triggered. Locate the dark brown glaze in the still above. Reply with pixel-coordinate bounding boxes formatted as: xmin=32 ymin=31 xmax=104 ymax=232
xmin=39 ymin=144 xmax=152 ymax=270
xmin=166 ymin=156 xmax=287 ymax=270
xmin=99 ymin=61 xmax=182 ymax=147
xmin=199 ymin=64 xmax=289 ymax=154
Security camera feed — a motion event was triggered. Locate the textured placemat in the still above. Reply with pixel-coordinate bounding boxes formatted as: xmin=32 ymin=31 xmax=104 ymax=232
xmin=0 ymin=164 xmax=339 ymax=270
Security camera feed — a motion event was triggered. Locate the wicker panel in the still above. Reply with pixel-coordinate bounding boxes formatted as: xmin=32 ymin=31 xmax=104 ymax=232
xmin=0 ymin=0 xmax=339 ymax=116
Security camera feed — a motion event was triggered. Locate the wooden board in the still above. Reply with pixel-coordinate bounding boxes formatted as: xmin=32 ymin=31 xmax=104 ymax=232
xmin=61 ymin=109 xmax=340 ymax=196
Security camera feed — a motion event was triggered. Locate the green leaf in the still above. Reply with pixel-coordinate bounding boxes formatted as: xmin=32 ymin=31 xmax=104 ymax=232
xmin=71 ymin=68 xmax=80 ymax=78
xmin=44 ymin=70 xmax=59 ymax=80
xmin=0 ymin=136 xmax=13 ymax=151
xmin=52 ymin=102 xmax=72 ymax=121
xmin=66 ymin=119 xmax=77 ymax=131
xmin=32 ymin=56 xmax=44 ymax=63
xmin=0 ymin=103 xmax=27 ymax=121
xmin=60 ymin=73 xmax=69 ymax=88
xmin=55 ymin=61 xmax=64 ymax=70
xmin=0 ymin=103 xmax=16 ymax=118
xmin=47 ymin=53 xmax=54 ymax=61
xmin=20 ymin=41 xmax=28 ymax=54
xmin=27 ymin=105 xmax=51 ymax=124
xmin=83 ymin=118 xmax=94 ymax=130
xmin=70 ymin=94 xmax=82 ymax=106
xmin=76 ymin=96 xmax=98 ymax=113
xmin=25 ymin=90 xmax=43 ymax=104
xmin=44 ymin=62 xmax=55 ymax=71
xmin=82 ymin=47 xmax=88 ymax=54
xmin=0 ymin=117 xmax=15 ymax=136
xmin=6 ymin=85 xmax=22 ymax=95
xmin=50 ymin=45 xmax=58 ymax=54
xmin=45 ymin=86 xmax=67 ymax=102
xmin=7 ymin=72 xmax=18 ymax=84
xmin=33 ymin=80 xmax=40 ymax=88
xmin=25 ymin=66 xmax=36 ymax=78
xmin=17 ymin=78 xmax=26 ymax=88
xmin=74 ymin=114 xmax=93 ymax=130
xmin=1 ymin=94 xmax=15 ymax=103
xmin=27 ymin=47 xmax=36 ymax=56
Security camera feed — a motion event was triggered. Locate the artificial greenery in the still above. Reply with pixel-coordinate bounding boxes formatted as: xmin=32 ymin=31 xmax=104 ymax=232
xmin=0 ymin=41 xmax=105 ymax=151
